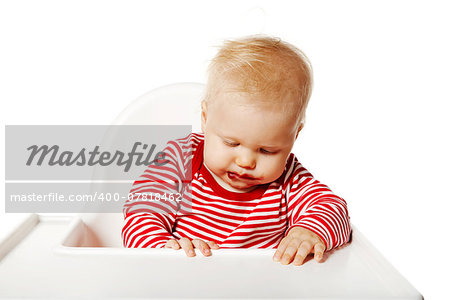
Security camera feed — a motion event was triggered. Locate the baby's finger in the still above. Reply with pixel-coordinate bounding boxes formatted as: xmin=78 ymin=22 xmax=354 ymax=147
xmin=206 ymin=241 xmax=220 ymax=250
xmin=192 ymin=239 xmax=212 ymax=256
xmin=293 ymin=240 xmax=314 ymax=266
xmin=280 ymin=240 xmax=301 ymax=265
xmin=178 ymin=237 xmax=196 ymax=257
xmin=164 ymin=239 xmax=180 ymax=250
xmin=314 ymin=243 xmax=326 ymax=262
xmin=273 ymin=237 xmax=289 ymax=262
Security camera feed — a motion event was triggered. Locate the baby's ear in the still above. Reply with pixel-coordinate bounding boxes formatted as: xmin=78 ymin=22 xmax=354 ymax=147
xmin=201 ymin=100 xmax=207 ymax=133
xmin=295 ymin=122 xmax=304 ymax=139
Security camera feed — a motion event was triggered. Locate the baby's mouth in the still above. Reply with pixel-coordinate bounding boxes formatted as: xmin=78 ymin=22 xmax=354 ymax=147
xmin=227 ymin=171 xmax=257 ymax=181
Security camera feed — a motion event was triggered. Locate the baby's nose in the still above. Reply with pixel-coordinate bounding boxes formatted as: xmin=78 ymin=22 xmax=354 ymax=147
xmin=235 ymin=152 xmax=256 ymax=169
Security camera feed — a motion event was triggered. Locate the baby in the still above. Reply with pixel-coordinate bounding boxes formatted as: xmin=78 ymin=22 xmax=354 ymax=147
xmin=122 ymin=35 xmax=352 ymax=266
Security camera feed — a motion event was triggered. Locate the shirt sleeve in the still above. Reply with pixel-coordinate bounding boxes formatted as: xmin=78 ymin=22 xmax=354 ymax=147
xmin=284 ymin=155 xmax=352 ymax=251
xmin=121 ymin=138 xmax=190 ymax=249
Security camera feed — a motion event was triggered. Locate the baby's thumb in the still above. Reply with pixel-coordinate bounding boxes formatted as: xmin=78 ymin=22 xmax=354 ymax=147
xmin=207 ymin=241 xmax=220 ymax=249
xmin=314 ymin=243 xmax=325 ymax=261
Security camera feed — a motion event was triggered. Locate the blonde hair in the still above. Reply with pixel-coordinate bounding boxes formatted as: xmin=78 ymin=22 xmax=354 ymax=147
xmin=204 ymin=34 xmax=313 ymax=127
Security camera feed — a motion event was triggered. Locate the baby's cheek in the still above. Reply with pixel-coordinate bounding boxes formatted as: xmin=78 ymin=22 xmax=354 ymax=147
xmin=265 ymin=158 xmax=287 ymax=180
xmin=205 ymin=150 xmax=228 ymax=172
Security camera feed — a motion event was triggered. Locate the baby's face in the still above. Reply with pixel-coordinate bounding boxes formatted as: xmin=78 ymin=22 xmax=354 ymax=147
xmin=201 ymin=91 xmax=300 ymax=192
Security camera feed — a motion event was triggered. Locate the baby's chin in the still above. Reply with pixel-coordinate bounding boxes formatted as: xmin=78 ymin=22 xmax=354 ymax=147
xmin=226 ymin=184 xmax=258 ymax=193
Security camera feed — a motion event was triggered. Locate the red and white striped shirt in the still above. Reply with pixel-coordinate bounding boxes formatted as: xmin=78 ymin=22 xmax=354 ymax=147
xmin=122 ymin=133 xmax=351 ymax=250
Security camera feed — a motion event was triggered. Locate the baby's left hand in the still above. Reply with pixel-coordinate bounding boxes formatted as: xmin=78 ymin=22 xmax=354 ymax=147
xmin=273 ymin=226 xmax=326 ymax=266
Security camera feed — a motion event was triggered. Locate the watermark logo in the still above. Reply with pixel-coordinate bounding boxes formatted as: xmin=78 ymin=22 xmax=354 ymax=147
xmin=5 ymin=125 xmax=192 ymax=213
xmin=26 ymin=142 xmax=168 ymax=171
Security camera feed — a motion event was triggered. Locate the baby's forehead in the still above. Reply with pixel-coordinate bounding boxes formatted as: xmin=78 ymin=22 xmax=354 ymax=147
xmin=211 ymin=104 xmax=299 ymax=146
xmin=210 ymin=96 xmax=300 ymax=132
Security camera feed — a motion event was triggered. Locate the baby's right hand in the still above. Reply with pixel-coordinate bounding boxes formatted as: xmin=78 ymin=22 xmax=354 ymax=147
xmin=164 ymin=238 xmax=220 ymax=257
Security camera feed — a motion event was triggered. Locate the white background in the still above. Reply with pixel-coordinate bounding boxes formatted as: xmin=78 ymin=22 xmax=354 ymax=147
xmin=1 ymin=0 xmax=449 ymax=299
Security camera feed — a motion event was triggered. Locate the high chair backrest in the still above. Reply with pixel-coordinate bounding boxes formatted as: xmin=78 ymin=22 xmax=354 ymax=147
xmin=80 ymin=82 xmax=205 ymax=247
xmin=112 ymin=82 xmax=204 ymax=130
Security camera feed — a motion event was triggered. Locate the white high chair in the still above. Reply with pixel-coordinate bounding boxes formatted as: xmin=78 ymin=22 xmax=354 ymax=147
xmin=0 ymin=83 xmax=423 ymax=299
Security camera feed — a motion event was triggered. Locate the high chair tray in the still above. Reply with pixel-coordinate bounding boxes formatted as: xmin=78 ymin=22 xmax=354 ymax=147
xmin=0 ymin=214 xmax=422 ymax=299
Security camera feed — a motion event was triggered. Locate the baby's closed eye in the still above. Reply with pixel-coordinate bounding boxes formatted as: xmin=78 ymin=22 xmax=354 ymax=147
xmin=223 ymin=140 xmax=278 ymax=155
xmin=259 ymin=148 xmax=278 ymax=155
xmin=223 ymin=140 xmax=239 ymax=147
